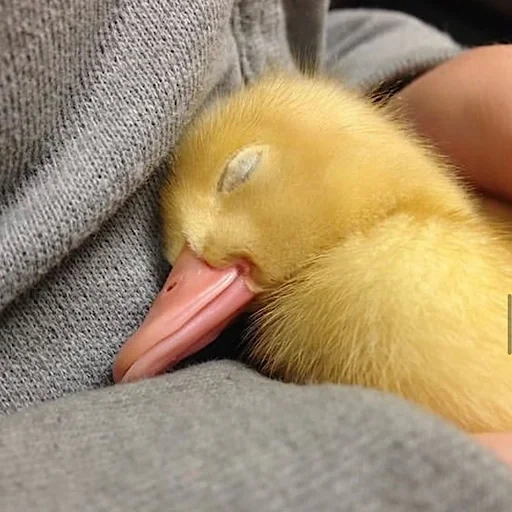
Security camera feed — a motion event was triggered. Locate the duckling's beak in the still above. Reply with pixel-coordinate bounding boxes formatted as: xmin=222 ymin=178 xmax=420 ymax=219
xmin=112 ymin=245 xmax=256 ymax=384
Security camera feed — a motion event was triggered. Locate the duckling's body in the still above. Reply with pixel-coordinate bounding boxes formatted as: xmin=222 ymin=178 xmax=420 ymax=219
xmin=252 ymin=205 xmax=512 ymax=433
xmin=114 ymin=72 xmax=512 ymax=433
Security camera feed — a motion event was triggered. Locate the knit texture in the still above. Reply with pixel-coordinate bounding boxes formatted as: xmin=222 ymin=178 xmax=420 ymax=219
xmin=0 ymin=0 xmax=298 ymax=413
xmin=3 ymin=1 xmax=511 ymax=510
xmin=1 ymin=361 xmax=512 ymax=512
xmin=0 ymin=0 xmax=294 ymax=309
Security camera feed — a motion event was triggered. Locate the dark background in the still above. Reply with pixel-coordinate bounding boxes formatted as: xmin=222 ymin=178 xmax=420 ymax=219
xmin=330 ymin=0 xmax=512 ymax=46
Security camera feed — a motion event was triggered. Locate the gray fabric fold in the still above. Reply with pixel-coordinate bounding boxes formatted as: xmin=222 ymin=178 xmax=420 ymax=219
xmin=1 ymin=361 xmax=512 ymax=512
xmin=325 ymin=8 xmax=463 ymax=92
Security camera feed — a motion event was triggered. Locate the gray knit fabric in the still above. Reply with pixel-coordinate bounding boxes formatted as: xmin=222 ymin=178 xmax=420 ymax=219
xmin=2 ymin=361 xmax=512 ymax=512
xmin=324 ymin=9 xmax=464 ymax=91
xmin=0 ymin=0 xmax=299 ymax=414
xmin=2 ymin=1 xmax=511 ymax=510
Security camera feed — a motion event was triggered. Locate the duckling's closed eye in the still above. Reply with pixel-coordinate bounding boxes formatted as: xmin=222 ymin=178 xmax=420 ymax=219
xmin=217 ymin=144 xmax=269 ymax=193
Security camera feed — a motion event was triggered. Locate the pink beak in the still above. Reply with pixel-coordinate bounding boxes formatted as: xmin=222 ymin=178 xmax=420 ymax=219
xmin=113 ymin=245 xmax=257 ymax=383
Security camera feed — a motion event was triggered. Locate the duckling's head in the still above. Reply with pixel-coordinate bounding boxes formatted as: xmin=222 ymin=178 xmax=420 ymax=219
xmin=163 ymin=74 xmax=367 ymax=290
xmin=113 ymin=72 xmax=468 ymax=384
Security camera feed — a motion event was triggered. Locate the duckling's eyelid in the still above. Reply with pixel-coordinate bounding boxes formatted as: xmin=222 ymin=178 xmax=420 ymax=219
xmin=217 ymin=145 xmax=267 ymax=193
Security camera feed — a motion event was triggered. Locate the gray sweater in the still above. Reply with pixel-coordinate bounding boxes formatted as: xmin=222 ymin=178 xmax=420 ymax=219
xmin=1 ymin=1 xmax=511 ymax=510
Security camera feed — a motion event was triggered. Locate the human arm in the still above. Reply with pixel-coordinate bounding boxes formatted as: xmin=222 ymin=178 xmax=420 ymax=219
xmin=392 ymin=44 xmax=512 ymax=201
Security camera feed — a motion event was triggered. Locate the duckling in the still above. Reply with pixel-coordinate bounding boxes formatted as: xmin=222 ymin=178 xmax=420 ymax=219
xmin=113 ymin=71 xmax=512 ymax=433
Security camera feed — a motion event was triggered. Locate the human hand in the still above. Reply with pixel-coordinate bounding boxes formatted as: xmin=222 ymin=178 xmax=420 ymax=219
xmin=391 ymin=44 xmax=512 ymax=201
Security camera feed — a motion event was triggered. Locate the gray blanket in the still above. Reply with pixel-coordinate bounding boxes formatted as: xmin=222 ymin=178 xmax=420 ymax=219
xmin=1 ymin=1 xmax=511 ymax=510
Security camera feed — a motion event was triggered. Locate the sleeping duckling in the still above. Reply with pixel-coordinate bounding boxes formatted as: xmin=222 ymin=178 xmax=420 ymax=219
xmin=113 ymin=71 xmax=512 ymax=433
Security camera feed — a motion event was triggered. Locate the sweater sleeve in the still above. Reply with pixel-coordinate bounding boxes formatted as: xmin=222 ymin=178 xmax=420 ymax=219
xmin=324 ymin=8 xmax=464 ymax=94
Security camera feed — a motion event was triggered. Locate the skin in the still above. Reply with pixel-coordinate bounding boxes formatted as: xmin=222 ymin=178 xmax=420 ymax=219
xmin=393 ymin=44 xmax=512 ymax=467
xmin=392 ymin=44 xmax=512 ymax=200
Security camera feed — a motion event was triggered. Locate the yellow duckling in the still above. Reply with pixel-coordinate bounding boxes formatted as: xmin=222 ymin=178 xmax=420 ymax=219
xmin=113 ymin=71 xmax=512 ymax=433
